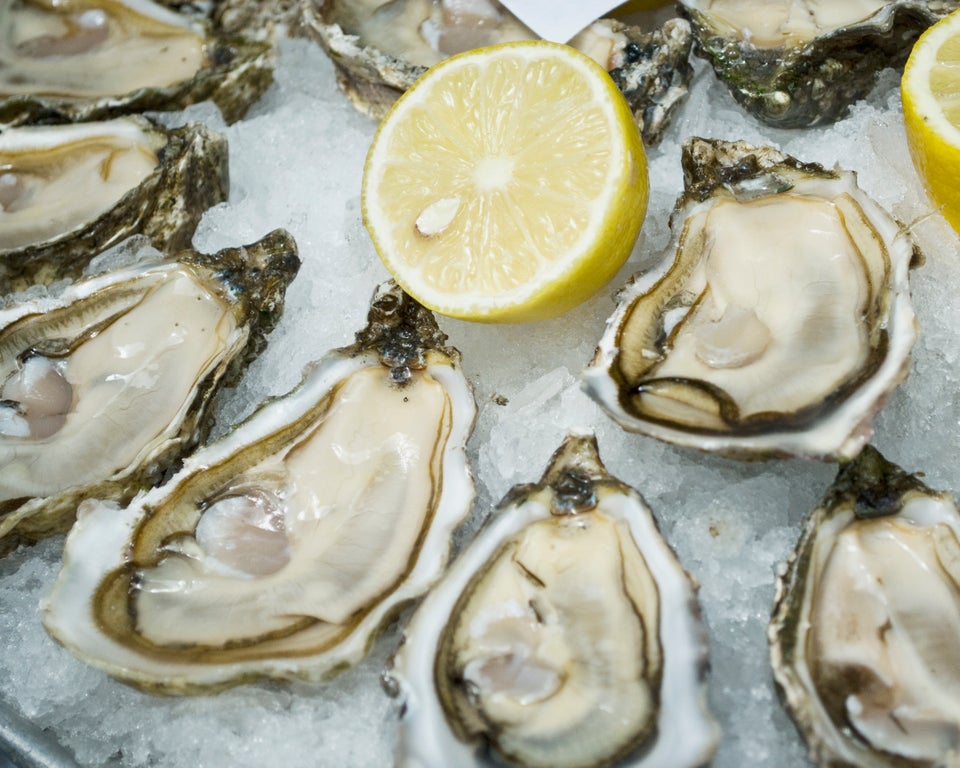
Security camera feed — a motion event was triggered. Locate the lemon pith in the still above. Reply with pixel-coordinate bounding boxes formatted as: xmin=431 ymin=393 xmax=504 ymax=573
xmin=362 ymin=40 xmax=649 ymax=323
xmin=902 ymin=10 xmax=960 ymax=236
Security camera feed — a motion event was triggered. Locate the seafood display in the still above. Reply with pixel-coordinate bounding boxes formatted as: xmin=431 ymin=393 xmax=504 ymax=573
xmin=303 ymin=0 xmax=693 ymax=143
xmin=0 ymin=230 xmax=300 ymax=555
xmin=0 ymin=0 xmax=275 ymax=127
xmin=1 ymin=1 xmax=960 ymax=767
xmin=770 ymin=447 xmax=960 ymax=766
xmin=388 ymin=433 xmax=719 ymax=768
xmin=678 ymin=0 xmax=960 ymax=127
xmin=583 ymin=138 xmax=919 ymax=460
xmin=42 ymin=283 xmax=476 ymax=693
xmin=0 ymin=117 xmax=228 ymax=294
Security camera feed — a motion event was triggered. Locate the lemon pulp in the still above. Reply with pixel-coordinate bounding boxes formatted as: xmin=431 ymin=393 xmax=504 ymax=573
xmin=362 ymin=40 xmax=648 ymax=323
xmin=902 ymin=10 xmax=960 ymax=236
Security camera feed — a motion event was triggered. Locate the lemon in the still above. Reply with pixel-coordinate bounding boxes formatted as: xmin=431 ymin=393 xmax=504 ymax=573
xmin=902 ymin=10 xmax=960 ymax=236
xmin=362 ymin=40 xmax=648 ymax=323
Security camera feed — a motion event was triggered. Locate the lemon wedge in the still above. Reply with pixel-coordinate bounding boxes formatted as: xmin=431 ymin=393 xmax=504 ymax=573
xmin=902 ymin=10 xmax=960 ymax=235
xmin=362 ymin=40 xmax=648 ymax=323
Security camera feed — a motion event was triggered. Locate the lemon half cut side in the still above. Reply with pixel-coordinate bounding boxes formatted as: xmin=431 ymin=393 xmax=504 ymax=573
xmin=902 ymin=9 xmax=960 ymax=236
xmin=362 ymin=40 xmax=649 ymax=323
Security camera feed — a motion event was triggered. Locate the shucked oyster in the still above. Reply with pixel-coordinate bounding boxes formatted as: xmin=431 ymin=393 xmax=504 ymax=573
xmin=41 ymin=283 xmax=476 ymax=693
xmin=388 ymin=433 xmax=719 ymax=768
xmin=0 ymin=0 xmax=274 ymax=127
xmin=678 ymin=0 xmax=960 ymax=127
xmin=770 ymin=446 xmax=960 ymax=766
xmin=303 ymin=0 xmax=693 ymax=144
xmin=0 ymin=116 xmax=228 ymax=295
xmin=0 ymin=229 xmax=300 ymax=555
xmin=583 ymin=138 xmax=919 ymax=460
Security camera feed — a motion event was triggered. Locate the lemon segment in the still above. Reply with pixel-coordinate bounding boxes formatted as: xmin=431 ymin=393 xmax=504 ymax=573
xmin=902 ymin=10 xmax=960 ymax=236
xmin=362 ymin=41 xmax=648 ymax=323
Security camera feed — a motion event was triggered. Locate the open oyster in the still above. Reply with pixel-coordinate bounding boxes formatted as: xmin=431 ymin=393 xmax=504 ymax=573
xmin=0 ymin=229 xmax=300 ymax=555
xmin=678 ymin=0 xmax=960 ymax=127
xmin=303 ymin=0 xmax=693 ymax=144
xmin=0 ymin=0 xmax=274 ymax=127
xmin=387 ymin=432 xmax=719 ymax=768
xmin=582 ymin=138 xmax=919 ymax=460
xmin=0 ymin=116 xmax=228 ymax=295
xmin=41 ymin=283 xmax=477 ymax=693
xmin=770 ymin=446 xmax=960 ymax=766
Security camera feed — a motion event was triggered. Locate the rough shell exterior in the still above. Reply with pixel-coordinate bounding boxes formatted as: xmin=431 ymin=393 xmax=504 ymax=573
xmin=679 ymin=0 xmax=960 ymax=127
xmin=302 ymin=0 xmax=693 ymax=144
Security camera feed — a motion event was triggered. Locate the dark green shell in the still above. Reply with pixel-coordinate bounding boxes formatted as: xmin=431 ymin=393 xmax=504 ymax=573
xmin=679 ymin=0 xmax=960 ymax=128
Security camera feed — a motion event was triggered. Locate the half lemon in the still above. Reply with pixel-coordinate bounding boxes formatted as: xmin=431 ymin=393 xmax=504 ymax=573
xmin=362 ymin=40 xmax=648 ymax=323
xmin=902 ymin=9 xmax=960 ymax=236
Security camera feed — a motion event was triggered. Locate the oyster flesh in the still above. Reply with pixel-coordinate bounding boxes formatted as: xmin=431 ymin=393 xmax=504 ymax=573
xmin=0 ymin=0 xmax=274 ymax=127
xmin=41 ymin=282 xmax=477 ymax=693
xmin=303 ymin=0 xmax=693 ymax=144
xmin=678 ymin=0 xmax=960 ymax=128
xmin=387 ymin=432 xmax=719 ymax=768
xmin=770 ymin=446 xmax=960 ymax=766
xmin=0 ymin=116 xmax=228 ymax=295
xmin=0 ymin=229 xmax=300 ymax=554
xmin=583 ymin=138 xmax=919 ymax=460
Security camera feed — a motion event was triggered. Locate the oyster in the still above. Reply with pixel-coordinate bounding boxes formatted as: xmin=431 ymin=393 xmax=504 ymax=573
xmin=582 ymin=138 xmax=919 ymax=460
xmin=770 ymin=446 xmax=960 ymax=766
xmin=0 ymin=229 xmax=300 ymax=554
xmin=678 ymin=0 xmax=960 ymax=128
xmin=0 ymin=0 xmax=274 ymax=127
xmin=0 ymin=116 xmax=228 ymax=295
xmin=41 ymin=283 xmax=477 ymax=693
xmin=303 ymin=0 xmax=693 ymax=144
xmin=387 ymin=433 xmax=719 ymax=768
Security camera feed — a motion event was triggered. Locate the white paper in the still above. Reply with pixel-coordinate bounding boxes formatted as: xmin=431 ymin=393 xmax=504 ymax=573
xmin=498 ymin=0 xmax=628 ymax=43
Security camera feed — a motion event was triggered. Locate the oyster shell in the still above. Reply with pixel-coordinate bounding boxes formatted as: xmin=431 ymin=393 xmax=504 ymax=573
xmin=770 ymin=446 xmax=960 ymax=766
xmin=0 ymin=116 xmax=228 ymax=295
xmin=387 ymin=432 xmax=719 ymax=768
xmin=41 ymin=282 xmax=477 ymax=694
xmin=302 ymin=0 xmax=693 ymax=144
xmin=582 ymin=138 xmax=919 ymax=460
xmin=0 ymin=229 xmax=300 ymax=554
xmin=678 ymin=0 xmax=960 ymax=127
xmin=0 ymin=0 xmax=274 ymax=127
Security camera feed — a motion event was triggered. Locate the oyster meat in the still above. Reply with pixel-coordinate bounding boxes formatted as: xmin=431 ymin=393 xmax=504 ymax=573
xmin=678 ymin=0 xmax=960 ymax=127
xmin=0 ymin=0 xmax=274 ymax=127
xmin=303 ymin=0 xmax=693 ymax=144
xmin=0 ymin=116 xmax=228 ymax=295
xmin=583 ymin=138 xmax=919 ymax=460
xmin=770 ymin=446 xmax=960 ymax=766
xmin=0 ymin=229 xmax=300 ymax=554
xmin=388 ymin=433 xmax=719 ymax=768
xmin=41 ymin=283 xmax=476 ymax=693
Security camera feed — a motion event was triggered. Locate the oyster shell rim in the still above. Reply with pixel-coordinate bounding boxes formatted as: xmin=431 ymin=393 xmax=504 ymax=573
xmin=387 ymin=431 xmax=720 ymax=768
xmin=677 ymin=0 xmax=960 ymax=128
xmin=39 ymin=283 xmax=479 ymax=694
xmin=0 ymin=1 xmax=276 ymax=128
xmin=581 ymin=137 xmax=920 ymax=461
xmin=768 ymin=445 xmax=960 ymax=766
xmin=0 ymin=229 xmax=300 ymax=556
xmin=301 ymin=0 xmax=694 ymax=144
xmin=0 ymin=115 xmax=229 ymax=295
